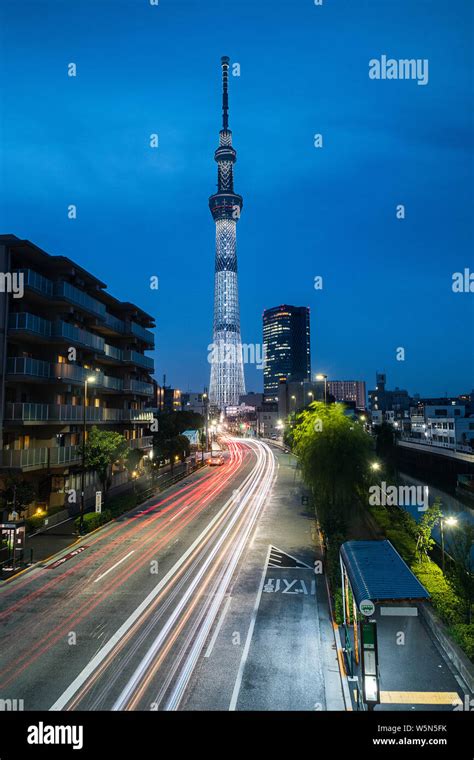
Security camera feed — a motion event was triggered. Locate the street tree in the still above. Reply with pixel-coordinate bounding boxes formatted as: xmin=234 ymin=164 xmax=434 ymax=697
xmin=82 ymin=427 xmax=129 ymax=501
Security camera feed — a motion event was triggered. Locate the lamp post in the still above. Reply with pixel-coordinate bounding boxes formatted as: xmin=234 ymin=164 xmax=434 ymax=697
xmin=290 ymin=394 xmax=296 ymax=417
xmin=79 ymin=375 xmax=96 ymax=534
xmin=316 ymin=373 xmax=328 ymax=404
xmin=440 ymin=515 xmax=458 ymax=573
xmin=308 ymin=391 xmax=314 ymax=405
xmin=203 ymin=392 xmax=209 ymax=454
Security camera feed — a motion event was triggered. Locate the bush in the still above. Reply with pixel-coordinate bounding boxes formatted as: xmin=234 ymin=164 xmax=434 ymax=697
xmin=74 ymin=510 xmax=112 ymax=534
xmin=107 ymin=492 xmax=138 ymax=517
xmin=25 ymin=515 xmax=45 ymax=534
xmin=448 ymin=624 xmax=474 ymax=660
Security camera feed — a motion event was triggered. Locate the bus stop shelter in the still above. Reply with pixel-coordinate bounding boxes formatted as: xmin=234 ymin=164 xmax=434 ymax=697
xmin=339 ymin=540 xmax=430 ymax=709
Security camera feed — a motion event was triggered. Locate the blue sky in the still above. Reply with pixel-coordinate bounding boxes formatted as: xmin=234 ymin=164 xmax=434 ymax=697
xmin=0 ymin=0 xmax=472 ymax=397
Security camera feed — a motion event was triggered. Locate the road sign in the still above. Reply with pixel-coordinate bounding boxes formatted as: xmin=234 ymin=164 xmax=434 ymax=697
xmin=359 ymin=599 xmax=375 ymax=617
xmin=95 ymin=491 xmax=102 ymax=513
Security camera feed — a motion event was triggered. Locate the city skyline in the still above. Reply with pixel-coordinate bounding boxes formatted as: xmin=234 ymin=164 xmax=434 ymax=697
xmin=0 ymin=0 xmax=472 ymax=398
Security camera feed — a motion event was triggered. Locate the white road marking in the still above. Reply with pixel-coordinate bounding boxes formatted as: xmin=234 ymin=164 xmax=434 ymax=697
xmin=93 ymin=551 xmax=135 ymax=583
xmin=229 ymin=544 xmax=271 ymax=711
xmin=50 ymin=444 xmax=269 ymax=712
xmin=170 ymin=504 xmax=189 ymax=522
xmin=204 ymin=596 xmax=232 ymax=658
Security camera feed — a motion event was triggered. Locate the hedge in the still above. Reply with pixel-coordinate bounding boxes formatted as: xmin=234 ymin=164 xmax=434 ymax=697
xmin=74 ymin=510 xmax=112 ymax=534
xmin=369 ymin=503 xmax=473 ymax=661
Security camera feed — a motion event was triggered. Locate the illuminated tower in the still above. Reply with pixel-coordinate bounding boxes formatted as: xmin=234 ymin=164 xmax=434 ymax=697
xmin=208 ymin=56 xmax=246 ymax=411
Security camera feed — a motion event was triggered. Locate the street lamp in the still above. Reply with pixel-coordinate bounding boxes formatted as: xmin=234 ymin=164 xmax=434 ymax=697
xmin=79 ymin=374 xmax=96 ymax=534
xmin=440 ymin=515 xmax=458 ymax=573
xmin=202 ymin=392 xmax=209 ymax=453
xmin=316 ymin=373 xmax=328 ymax=404
xmin=370 ymin=462 xmax=381 ymax=472
xmin=308 ymin=391 xmax=314 ymax=404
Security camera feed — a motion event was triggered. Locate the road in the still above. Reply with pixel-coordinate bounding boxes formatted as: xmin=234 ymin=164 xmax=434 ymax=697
xmin=0 ymin=438 xmax=278 ymax=710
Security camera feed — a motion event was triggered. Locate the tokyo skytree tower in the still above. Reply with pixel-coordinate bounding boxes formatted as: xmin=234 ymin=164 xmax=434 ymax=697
xmin=208 ymin=56 xmax=246 ymax=410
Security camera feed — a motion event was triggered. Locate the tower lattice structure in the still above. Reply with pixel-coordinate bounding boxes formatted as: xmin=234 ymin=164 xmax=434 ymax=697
xmin=208 ymin=56 xmax=246 ymax=410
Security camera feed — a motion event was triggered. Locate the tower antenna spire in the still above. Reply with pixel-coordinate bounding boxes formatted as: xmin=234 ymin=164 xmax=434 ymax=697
xmin=221 ymin=55 xmax=230 ymax=130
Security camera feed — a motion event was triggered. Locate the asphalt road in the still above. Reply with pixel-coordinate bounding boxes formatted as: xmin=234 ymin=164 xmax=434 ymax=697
xmin=0 ymin=438 xmax=275 ymax=711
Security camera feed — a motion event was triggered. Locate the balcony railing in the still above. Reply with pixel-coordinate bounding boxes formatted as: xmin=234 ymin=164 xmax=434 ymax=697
xmin=123 ymin=410 xmax=154 ymax=422
xmin=130 ymin=322 xmax=155 ymax=346
xmin=104 ymin=312 xmax=126 ymax=334
xmin=124 ymin=379 xmax=154 ymax=396
xmin=9 ymin=312 xmax=52 ymax=337
xmin=129 ymin=436 xmax=153 ymax=450
xmin=7 ymin=356 xmax=51 ymax=379
xmin=104 ymin=343 xmax=123 ymax=362
xmin=122 ymin=350 xmax=154 ymax=371
xmin=5 ymin=404 xmax=126 ymax=423
xmin=54 ymin=281 xmax=106 ymax=319
xmin=53 ymin=321 xmax=105 ymax=352
xmin=17 ymin=269 xmax=54 ymax=296
xmin=52 ymin=363 xmax=104 ymax=385
xmin=103 ymin=374 xmax=124 ymax=391
xmin=0 ymin=445 xmax=80 ymax=470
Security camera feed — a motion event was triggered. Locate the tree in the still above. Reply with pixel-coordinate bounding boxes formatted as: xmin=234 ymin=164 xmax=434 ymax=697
xmin=125 ymin=448 xmax=143 ymax=476
xmin=374 ymin=422 xmax=397 ymax=477
xmin=0 ymin=473 xmax=37 ymax=517
xmin=415 ymin=498 xmax=442 ymax=562
xmin=82 ymin=427 xmax=129 ymax=500
xmin=292 ymin=402 xmax=373 ymax=535
xmin=152 ymin=411 xmax=203 ymax=465
xmin=160 ymin=434 xmax=190 ymax=472
xmin=448 ymin=524 xmax=474 ymax=624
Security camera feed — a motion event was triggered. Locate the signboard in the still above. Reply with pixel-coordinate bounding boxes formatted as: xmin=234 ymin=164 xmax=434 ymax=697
xmin=361 ymin=620 xmax=380 ymax=706
xmin=95 ymin=491 xmax=102 ymax=513
xmin=359 ymin=598 xmax=375 ymax=617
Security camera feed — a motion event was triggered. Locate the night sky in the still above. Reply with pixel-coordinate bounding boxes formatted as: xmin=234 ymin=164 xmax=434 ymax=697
xmin=0 ymin=0 xmax=472 ymax=397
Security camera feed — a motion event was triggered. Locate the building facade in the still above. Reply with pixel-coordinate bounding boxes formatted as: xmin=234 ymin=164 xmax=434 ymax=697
xmin=368 ymin=372 xmax=410 ymax=416
xmin=263 ymin=305 xmax=311 ymax=402
xmin=327 ymin=380 xmax=366 ymax=410
xmin=208 ymin=56 xmax=246 ymax=411
xmin=0 ymin=235 xmax=155 ymax=513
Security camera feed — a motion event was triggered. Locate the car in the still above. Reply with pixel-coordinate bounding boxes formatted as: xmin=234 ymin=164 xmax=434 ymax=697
xmin=271 ymin=434 xmax=277 ymax=440
xmin=208 ymin=455 xmax=225 ymax=466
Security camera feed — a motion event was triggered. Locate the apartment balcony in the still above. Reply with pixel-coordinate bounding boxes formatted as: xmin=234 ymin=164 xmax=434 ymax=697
xmin=52 ymin=363 xmax=105 ymax=386
xmin=103 ymin=374 xmax=124 ymax=392
xmin=104 ymin=343 xmax=124 ymax=363
xmin=104 ymin=312 xmax=126 ymax=334
xmin=17 ymin=268 xmax=54 ymax=297
xmin=52 ymin=321 xmax=105 ymax=352
xmin=122 ymin=410 xmax=154 ymax=422
xmin=54 ymin=281 xmax=106 ymax=320
xmin=122 ymin=350 xmax=154 ymax=371
xmin=0 ymin=445 xmax=80 ymax=471
xmin=6 ymin=356 xmax=51 ymax=380
xmin=124 ymin=379 xmax=154 ymax=396
xmin=129 ymin=436 xmax=153 ymax=450
xmin=130 ymin=321 xmax=155 ymax=347
xmin=5 ymin=403 xmax=124 ymax=424
xmin=8 ymin=312 xmax=52 ymax=340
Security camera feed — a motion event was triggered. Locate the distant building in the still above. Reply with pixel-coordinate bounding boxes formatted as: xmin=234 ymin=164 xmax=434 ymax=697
xmin=368 ymin=372 xmax=410 ymax=417
xmin=327 ymin=380 xmax=366 ymax=410
xmin=156 ymin=384 xmax=182 ymax=413
xmin=181 ymin=392 xmax=206 ymax=416
xmin=277 ymin=377 xmax=330 ymax=417
xmin=239 ymin=392 xmax=264 ymax=409
xmin=263 ymin=305 xmax=310 ymax=402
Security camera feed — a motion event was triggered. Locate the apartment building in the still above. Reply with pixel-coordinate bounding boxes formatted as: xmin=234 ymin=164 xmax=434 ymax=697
xmin=0 ymin=235 xmax=156 ymax=513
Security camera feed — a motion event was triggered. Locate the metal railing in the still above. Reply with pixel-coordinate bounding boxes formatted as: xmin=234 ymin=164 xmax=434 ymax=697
xmin=9 ymin=312 xmax=52 ymax=337
xmin=122 ymin=350 xmax=154 ymax=371
xmin=53 ymin=321 xmax=105 ymax=352
xmin=54 ymin=281 xmax=105 ymax=319
xmin=7 ymin=356 xmax=51 ymax=378
xmin=124 ymin=379 xmax=154 ymax=396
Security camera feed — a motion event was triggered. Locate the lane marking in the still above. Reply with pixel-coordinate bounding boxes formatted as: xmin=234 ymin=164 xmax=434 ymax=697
xmin=204 ymin=596 xmax=232 ymax=658
xmin=170 ymin=504 xmax=190 ymax=522
xmin=50 ymin=444 xmax=264 ymax=711
xmin=228 ymin=544 xmax=271 ymax=711
xmin=380 ymin=691 xmax=462 ymax=705
xmin=93 ymin=551 xmax=135 ymax=583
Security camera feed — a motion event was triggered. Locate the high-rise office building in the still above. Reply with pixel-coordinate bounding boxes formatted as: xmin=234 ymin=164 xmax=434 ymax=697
xmin=208 ymin=56 xmax=246 ymax=411
xmin=263 ymin=305 xmax=310 ymax=402
xmin=327 ymin=380 xmax=366 ymax=410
